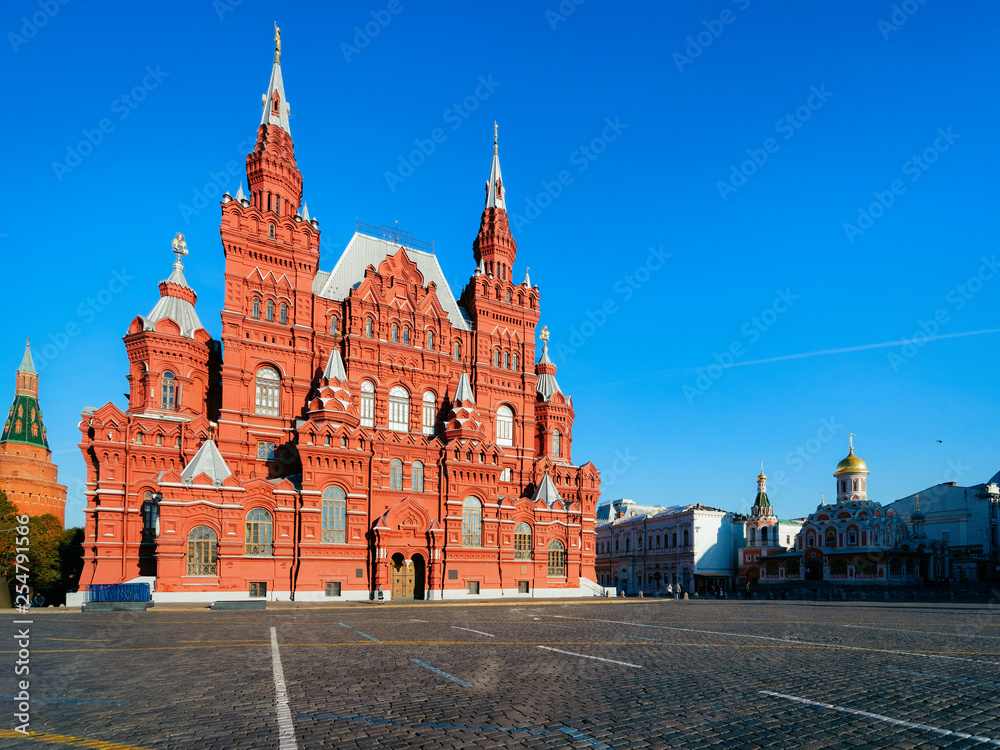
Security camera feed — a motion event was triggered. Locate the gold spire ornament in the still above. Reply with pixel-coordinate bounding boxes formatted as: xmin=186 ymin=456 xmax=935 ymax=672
xmin=274 ymin=22 xmax=281 ymax=62
xmin=494 ymin=121 xmax=498 ymax=144
xmin=171 ymin=232 xmax=188 ymax=259
xmin=539 ymin=325 xmax=550 ymax=343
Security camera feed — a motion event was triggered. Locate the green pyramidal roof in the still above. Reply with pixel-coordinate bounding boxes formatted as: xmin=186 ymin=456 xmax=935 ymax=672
xmin=18 ymin=342 xmax=35 ymax=374
xmin=1 ymin=393 xmax=49 ymax=449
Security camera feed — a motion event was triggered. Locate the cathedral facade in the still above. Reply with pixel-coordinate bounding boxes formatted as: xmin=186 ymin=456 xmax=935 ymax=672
xmin=76 ymin=38 xmax=601 ymax=602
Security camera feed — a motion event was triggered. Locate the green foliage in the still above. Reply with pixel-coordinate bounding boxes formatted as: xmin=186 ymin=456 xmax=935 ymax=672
xmin=28 ymin=514 xmax=64 ymax=601
xmin=60 ymin=527 xmax=85 ymax=594
xmin=0 ymin=490 xmax=21 ymax=580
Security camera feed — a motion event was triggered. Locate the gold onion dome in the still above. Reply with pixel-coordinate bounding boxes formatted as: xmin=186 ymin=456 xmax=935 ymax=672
xmin=834 ymin=446 xmax=868 ymax=476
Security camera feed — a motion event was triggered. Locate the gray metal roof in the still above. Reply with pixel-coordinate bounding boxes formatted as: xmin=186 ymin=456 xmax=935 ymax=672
xmin=144 ymin=294 xmax=204 ymax=339
xmin=532 ymin=473 xmax=563 ymax=507
xmin=260 ymin=56 xmax=291 ymax=134
xmin=181 ymin=439 xmax=232 ymax=485
xmin=323 ymin=349 xmax=347 ymax=381
xmin=453 ymin=371 xmax=475 ymax=404
xmin=315 ymin=232 xmax=473 ymax=331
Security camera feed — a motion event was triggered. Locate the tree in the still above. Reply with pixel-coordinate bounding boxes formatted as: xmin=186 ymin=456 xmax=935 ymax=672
xmin=0 ymin=490 xmax=21 ymax=581
xmin=28 ymin=514 xmax=64 ymax=602
xmin=60 ymin=527 xmax=84 ymax=595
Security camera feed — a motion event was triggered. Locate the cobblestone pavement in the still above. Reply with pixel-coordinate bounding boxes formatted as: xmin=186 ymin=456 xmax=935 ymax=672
xmin=2 ymin=598 xmax=1000 ymax=749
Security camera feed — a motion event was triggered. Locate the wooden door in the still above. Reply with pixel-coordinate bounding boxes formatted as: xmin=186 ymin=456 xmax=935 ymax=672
xmin=391 ymin=564 xmax=405 ymax=599
xmin=403 ymin=565 xmax=415 ymax=599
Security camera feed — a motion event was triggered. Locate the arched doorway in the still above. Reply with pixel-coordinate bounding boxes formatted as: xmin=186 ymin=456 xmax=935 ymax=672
xmin=389 ymin=552 xmax=425 ymax=600
xmin=411 ymin=553 xmax=426 ymax=600
xmin=805 ymin=559 xmax=822 ymax=580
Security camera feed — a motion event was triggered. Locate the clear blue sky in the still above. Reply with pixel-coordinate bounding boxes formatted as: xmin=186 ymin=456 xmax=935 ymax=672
xmin=4 ymin=2 xmax=999 ymax=529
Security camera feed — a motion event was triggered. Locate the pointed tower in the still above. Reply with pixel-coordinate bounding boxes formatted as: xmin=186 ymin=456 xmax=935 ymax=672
xmin=307 ymin=349 xmax=360 ymax=428
xmin=746 ymin=462 xmax=778 ymax=547
xmin=0 ymin=340 xmax=67 ymax=523
xmin=247 ymin=22 xmax=302 ymax=217
xmin=124 ymin=234 xmax=219 ymax=416
xmin=534 ymin=327 xmax=575 ymax=463
xmin=472 ymin=123 xmax=517 ymax=281
xmin=834 ymin=433 xmax=870 ymax=503
xmin=444 ymin=372 xmax=487 ymax=442
xmin=216 ymin=29 xmax=321 ymax=476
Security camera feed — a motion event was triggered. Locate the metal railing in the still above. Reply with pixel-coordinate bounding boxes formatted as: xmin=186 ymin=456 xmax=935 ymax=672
xmin=85 ymin=583 xmax=152 ymax=603
xmin=356 ymin=220 xmax=435 ymax=253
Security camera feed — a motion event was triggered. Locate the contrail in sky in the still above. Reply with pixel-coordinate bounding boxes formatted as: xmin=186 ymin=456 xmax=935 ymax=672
xmin=598 ymin=328 xmax=1000 ymax=386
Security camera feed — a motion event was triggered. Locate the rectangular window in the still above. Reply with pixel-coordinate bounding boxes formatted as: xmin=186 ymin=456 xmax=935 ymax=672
xmin=322 ymin=499 xmax=347 ymax=544
xmin=942 ymin=531 xmax=950 ymax=544
xmin=422 ymin=402 xmax=435 ymax=435
xmin=448 ymin=569 xmax=458 ymax=580
xmin=500 ymin=468 xmax=512 ymax=482
xmin=356 ymin=568 xmax=364 ymax=578
xmin=249 ymin=582 xmax=267 ymax=598
xmin=325 ymin=582 xmax=342 ymax=597
xmin=257 ymin=441 xmax=275 ymax=460
xmin=467 ymin=581 xmax=480 ymax=595
xmin=518 ymin=581 xmax=529 ymax=594
xmin=360 ymin=392 xmax=374 ymax=428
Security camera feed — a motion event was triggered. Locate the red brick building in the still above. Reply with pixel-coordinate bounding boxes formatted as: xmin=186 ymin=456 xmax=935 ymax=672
xmin=1 ymin=341 xmax=67 ymax=524
xmin=76 ymin=37 xmax=602 ymax=602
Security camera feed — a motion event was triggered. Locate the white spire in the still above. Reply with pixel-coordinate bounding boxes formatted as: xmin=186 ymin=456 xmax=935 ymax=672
xmin=301 ymin=201 xmax=309 ymax=222
xmin=484 ymin=122 xmax=505 ymax=210
xmin=523 ymin=266 xmax=531 ymax=287
xmin=235 ymin=182 xmax=246 ymax=202
xmin=322 ymin=348 xmax=347 ymax=382
xmin=475 ymin=257 xmax=485 ymax=276
xmin=261 ymin=24 xmax=291 ymax=134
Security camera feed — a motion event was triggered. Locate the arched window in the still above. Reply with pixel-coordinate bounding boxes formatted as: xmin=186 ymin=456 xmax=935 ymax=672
xmin=683 ymin=529 xmax=690 ymax=546
xmin=506 ymin=289 xmax=511 ymax=302
xmin=671 ymin=531 xmax=677 ymax=547
xmin=360 ymin=381 xmax=374 ymax=427
xmin=761 ymin=526 xmax=769 ymax=545
xmin=268 ymin=223 xmax=275 ymax=239
xmin=548 ymin=540 xmax=566 ymax=576
xmin=255 ymin=367 xmax=280 ymax=416
xmin=496 ymin=405 xmax=513 ymax=447
xmin=161 ymin=371 xmax=175 ymax=410
xmin=552 ymin=430 xmax=561 ymax=458
xmin=322 ymin=486 xmax=347 ymax=544
xmin=848 ymin=529 xmax=857 ymax=546
xmin=279 ymin=302 xmax=288 ymax=324
xmin=503 ymin=352 xmax=509 ymax=369
xmin=453 ymin=341 xmax=460 ymax=360
xmin=493 ymin=350 xmax=499 ymax=367
xmin=187 ymin=526 xmax=217 ymax=575
xmin=749 ymin=527 xmax=756 ymax=545
xmin=390 ymin=459 xmax=403 ymax=490
xmin=426 ymin=330 xmax=434 ymax=350
xmin=330 ymin=315 xmax=339 ymax=335
xmin=422 ymin=392 xmax=436 ymax=435
xmin=625 ymin=537 xmax=630 ymax=553
xmin=462 ymin=497 xmax=482 ymax=547
xmin=252 ymin=297 xmax=261 ymax=319
xmin=412 ymin=461 xmax=424 ymax=492
xmin=266 ymin=299 xmax=275 ymax=321
xmin=825 ymin=528 xmax=837 ymax=548
xmin=388 ymin=386 xmax=409 ymax=431
xmin=245 ymin=509 xmax=273 ymax=556
xmin=512 ymin=353 xmax=518 ymax=371
xmin=853 ymin=479 xmax=859 ymax=491
xmin=391 ymin=323 xmax=399 ymax=343
xmin=402 ymin=326 xmax=410 ymax=345
xmin=514 ymin=522 xmax=532 ymax=560
xmin=365 ymin=318 xmax=373 ymax=338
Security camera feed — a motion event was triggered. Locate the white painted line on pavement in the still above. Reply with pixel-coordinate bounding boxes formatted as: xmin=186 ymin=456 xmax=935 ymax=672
xmin=452 ymin=626 xmax=495 ymax=637
xmin=761 ymin=690 xmax=1000 ymax=746
xmin=842 ymin=624 xmax=1000 ymax=640
xmin=411 ymin=659 xmax=471 ymax=686
xmin=537 ymin=646 xmax=642 ymax=669
xmin=270 ymin=627 xmax=298 ymax=750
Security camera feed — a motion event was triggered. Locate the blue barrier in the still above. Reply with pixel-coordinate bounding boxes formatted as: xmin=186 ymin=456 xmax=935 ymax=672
xmin=86 ymin=583 xmax=151 ymax=603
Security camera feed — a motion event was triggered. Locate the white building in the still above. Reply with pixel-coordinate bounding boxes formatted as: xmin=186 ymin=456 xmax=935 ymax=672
xmin=595 ymin=499 xmax=742 ymax=595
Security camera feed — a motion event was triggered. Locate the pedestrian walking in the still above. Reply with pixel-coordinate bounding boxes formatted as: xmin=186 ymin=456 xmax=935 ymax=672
xmin=666 ymin=582 xmax=673 ymax=599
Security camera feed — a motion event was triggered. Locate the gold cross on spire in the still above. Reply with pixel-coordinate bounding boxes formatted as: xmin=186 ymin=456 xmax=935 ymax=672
xmin=539 ymin=325 xmax=550 ymax=342
xmin=848 ymin=432 xmax=855 ymax=451
xmin=274 ymin=22 xmax=281 ymax=62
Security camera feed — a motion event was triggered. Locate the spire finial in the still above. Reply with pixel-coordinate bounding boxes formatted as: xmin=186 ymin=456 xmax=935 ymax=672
xmin=494 ymin=121 xmax=498 ymax=149
xmin=171 ymin=232 xmax=188 ymax=270
xmin=539 ymin=325 xmax=550 ymax=343
xmin=274 ymin=22 xmax=281 ymax=63
xmin=848 ymin=432 xmax=855 ymax=452
xmin=821 ymin=491 xmax=825 ymax=503
xmin=760 ymin=460 xmax=764 ymax=474
xmin=915 ymin=494 xmax=920 ymax=512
